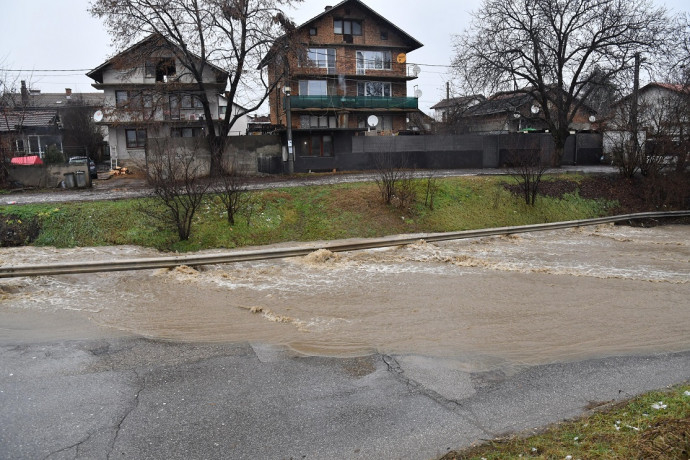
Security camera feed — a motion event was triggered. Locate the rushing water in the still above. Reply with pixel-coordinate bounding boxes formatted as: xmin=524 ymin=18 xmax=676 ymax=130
xmin=1 ymin=224 xmax=688 ymax=371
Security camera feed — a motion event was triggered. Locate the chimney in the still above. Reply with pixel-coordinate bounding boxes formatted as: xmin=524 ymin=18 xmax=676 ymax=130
xmin=65 ymin=88 xmax=72 ymax=96
xmin=21 ymin=80 xmax=29 ymax=106
xmin=325 ymin=5 xmax=332 ymax=11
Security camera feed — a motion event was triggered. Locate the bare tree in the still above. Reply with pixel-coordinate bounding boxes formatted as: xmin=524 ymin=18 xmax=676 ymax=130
xmin=453 ymin=0 xmax=673 ymax=165
xmin=0 ymin=67 xmax=29 ymax=186
xmin=59 ymin=96 xmax=106 ymax=162
xmin=89 ymin=0 xmax=303 ymax=175
xmin=508 ymin=149 xmax=548 ymax=206
xmin=212 ymin=155 xmax=250 ymax=225
xmin=373 ymin=150 xmax=414 ymax=208
xmin=144 ymin=137 xmax=210 ymax=241
xmin=605 ymin=82 xmax=689 ymax=178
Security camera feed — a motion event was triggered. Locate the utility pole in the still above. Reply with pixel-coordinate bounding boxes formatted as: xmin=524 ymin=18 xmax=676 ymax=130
xmin=285 ymin=86 xmax=294 ymax=174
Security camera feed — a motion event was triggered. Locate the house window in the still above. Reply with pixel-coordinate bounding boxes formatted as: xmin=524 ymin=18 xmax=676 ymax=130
xmin=309 ymin=27 xmax=317 ymax=36
xmin=145 ymin=58 xmax=176 ymax=82
xmin=356 ymin=50 xmax=392 ymax=74
xmin=298 ymin=80 xmax=328 ymax=96
xmin=181 ymin=95 xmax=204 ymax=109
xmin=171 ymin=127 xmax=203 ymax=138
xmin=299 ymin=115 xmax=336 ymax=129
xmin=29 ymin=136 xmax=40 ymax=154
xmin=143 ymin=93 xmax=153 ymax=109
xmin=333 ymin=19 xmax=362 ymax=35
xmin=300 ymin=48 xmax=336 ymax=73
xmin=115 ymin=90 xmax=129 ymax=107
xmin=145 ymin=61 xmax=156 ymax=78
xmin=357 ymin=81 xmax=392 ymax=97
xmin=125 ymin=129 xmax=147 ymax=148
xmin=169 ymin=95 xmax=181 ymax=119
xmin=298 ymin=134 xmax=334 ymax=157
xmin=380 ymin=31 xmax=388 ymax=40
xmin=15 ymin=139 xmax=24 ymax=152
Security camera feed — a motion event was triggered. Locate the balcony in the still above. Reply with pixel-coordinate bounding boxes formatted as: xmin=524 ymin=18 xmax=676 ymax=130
xmin=288 ymin=96 xmax=418 ymax=110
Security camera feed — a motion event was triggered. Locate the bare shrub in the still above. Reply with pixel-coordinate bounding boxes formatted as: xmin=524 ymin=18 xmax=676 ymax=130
xmin=642 ymin=171 xmax=690 ymax=209
xmin=373 ymin=151 xmax=415 ymax=208
xmin=508 ymin=149 xmax=548 ymax=206
xmin=423 ymin=174 xmax=439 ymax=210
xmin=211 ymin=156 xmax=250 ymax=225
xmin=144 ymin=138 xmax=209 ymax=241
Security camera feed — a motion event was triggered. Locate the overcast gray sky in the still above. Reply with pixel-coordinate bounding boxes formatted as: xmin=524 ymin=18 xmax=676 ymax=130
xmin=1 ymin=0 xmax=687 ymax=114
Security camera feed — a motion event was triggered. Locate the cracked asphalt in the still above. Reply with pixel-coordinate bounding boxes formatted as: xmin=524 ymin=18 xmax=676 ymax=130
xmin=1 ymin=338 xmax=688 ymax=459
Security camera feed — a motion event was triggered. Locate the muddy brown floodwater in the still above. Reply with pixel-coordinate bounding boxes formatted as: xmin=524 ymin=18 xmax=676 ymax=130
xmin=1 ymin=224 xmax=688 ymax=372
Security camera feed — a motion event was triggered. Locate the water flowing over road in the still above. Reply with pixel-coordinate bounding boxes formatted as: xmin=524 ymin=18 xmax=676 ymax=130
xmin=2 ymin=224 xmax=688 ymax=373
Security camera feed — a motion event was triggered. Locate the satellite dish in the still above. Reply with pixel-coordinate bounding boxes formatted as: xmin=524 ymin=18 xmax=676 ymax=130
xmin=414 ymin=88 xmax=423 ymax=99
xmin=396 ymin=53 xmax=407 ymax=64
xmin=93 ymin=110 xmax=103 ymax=122
xmin=589 ymin=115 xmax=596 ymax=123
xmin=412 ymin=65 xmax=421 ymax=77
xmin=367 ymin=115 xmax=379 ymax=128
xmin=530 ymin=105 xmax=540 ymax=114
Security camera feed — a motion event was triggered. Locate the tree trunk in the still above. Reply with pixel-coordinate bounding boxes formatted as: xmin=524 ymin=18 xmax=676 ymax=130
xmin=207 ymin=135 xmax=226 ymax=177
xmin=551 ymin=128 xmax=569 ymax=167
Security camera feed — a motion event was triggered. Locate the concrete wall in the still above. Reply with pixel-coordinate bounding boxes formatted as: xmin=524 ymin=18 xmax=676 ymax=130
xmin=108 ymin=132 xmax=603 ymax=177
xmin=223 ymin=135 xmax=282 ymax=174
xmin=139 ymin=135 xmax=283 ymax=176
xmin=9 ymin=164 xmax=92 ymax=188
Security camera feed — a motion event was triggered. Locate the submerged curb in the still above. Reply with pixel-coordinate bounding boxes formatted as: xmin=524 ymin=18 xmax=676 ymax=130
xmin=1 ymin=210 xmax=688 ymax=278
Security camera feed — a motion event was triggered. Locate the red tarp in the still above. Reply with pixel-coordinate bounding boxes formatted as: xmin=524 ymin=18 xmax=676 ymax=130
xmin=10 ymin=156 xmax=44 ymax=165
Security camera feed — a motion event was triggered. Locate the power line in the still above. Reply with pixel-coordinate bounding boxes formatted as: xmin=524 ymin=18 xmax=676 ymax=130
xmin=0 ymin=68 xmax=94 ymax=72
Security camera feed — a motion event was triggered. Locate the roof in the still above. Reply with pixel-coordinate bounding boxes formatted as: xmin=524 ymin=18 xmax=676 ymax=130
xmin=260 ymin=0 xmax=423 ymax=68
xmin=463 ymin=87 xmax=596 ymax=118
xmin=302 ymin=0 xmax=423 ymax=51
xmin=0 ymin=110 xmax=58 ymax=132
xmin=430 ymin=95 xmax=485 ymax=110
xmin=1 ymin=91 xmax=105 ymax=109
xmin=465 ymin=92 xmax=534 ymax=117
xmin=87 ymin=33 xmax=229 ymax=84
xmin=608 ymin=81 xmax=690 ymax=111
xmin=642 ymin=82 xmax=690 ymax=94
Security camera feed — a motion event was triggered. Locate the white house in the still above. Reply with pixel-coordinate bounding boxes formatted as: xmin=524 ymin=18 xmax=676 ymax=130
xmin=87 ymin=34 xmax=249 ymax=164
xmin=604 ymin=82 xmax=690 ymax=162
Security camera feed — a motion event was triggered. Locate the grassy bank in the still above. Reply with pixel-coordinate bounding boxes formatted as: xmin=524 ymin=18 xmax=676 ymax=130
xmin=442 ymin=384 xmax=690 ymax=460
xmin=0 ymin=175 xmax=616 ymax=251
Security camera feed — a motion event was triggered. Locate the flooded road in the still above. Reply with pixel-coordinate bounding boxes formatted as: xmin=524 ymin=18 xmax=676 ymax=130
xmin=1 ymin=224 xmax=688 ymax=372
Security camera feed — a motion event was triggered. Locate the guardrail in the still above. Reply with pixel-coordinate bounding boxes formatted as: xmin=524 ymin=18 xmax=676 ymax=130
xmin=0 ymin=211 xmax=687 ymax=278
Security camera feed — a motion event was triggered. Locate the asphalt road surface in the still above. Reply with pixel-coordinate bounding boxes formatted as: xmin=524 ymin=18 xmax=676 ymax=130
xmin=1 ymin=338 xmax=688 ymax=459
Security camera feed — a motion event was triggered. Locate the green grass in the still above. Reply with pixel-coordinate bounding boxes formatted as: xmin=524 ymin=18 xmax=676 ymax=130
xmin=442 ymin=384 xmax=690 ymax=460
xmin=0 ymin=175 xmax=617 ymax=251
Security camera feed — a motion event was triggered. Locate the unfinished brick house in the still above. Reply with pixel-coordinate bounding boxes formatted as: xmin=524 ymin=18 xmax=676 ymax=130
xmin=263 ymin=0 xmax=422 ymax=171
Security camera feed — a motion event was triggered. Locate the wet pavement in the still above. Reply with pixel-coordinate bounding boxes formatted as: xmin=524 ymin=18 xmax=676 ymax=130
xmin=1 ymin=165 xmax=619 ymax=205
xmin=1 ymin=338 xmax=688 ymax=459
